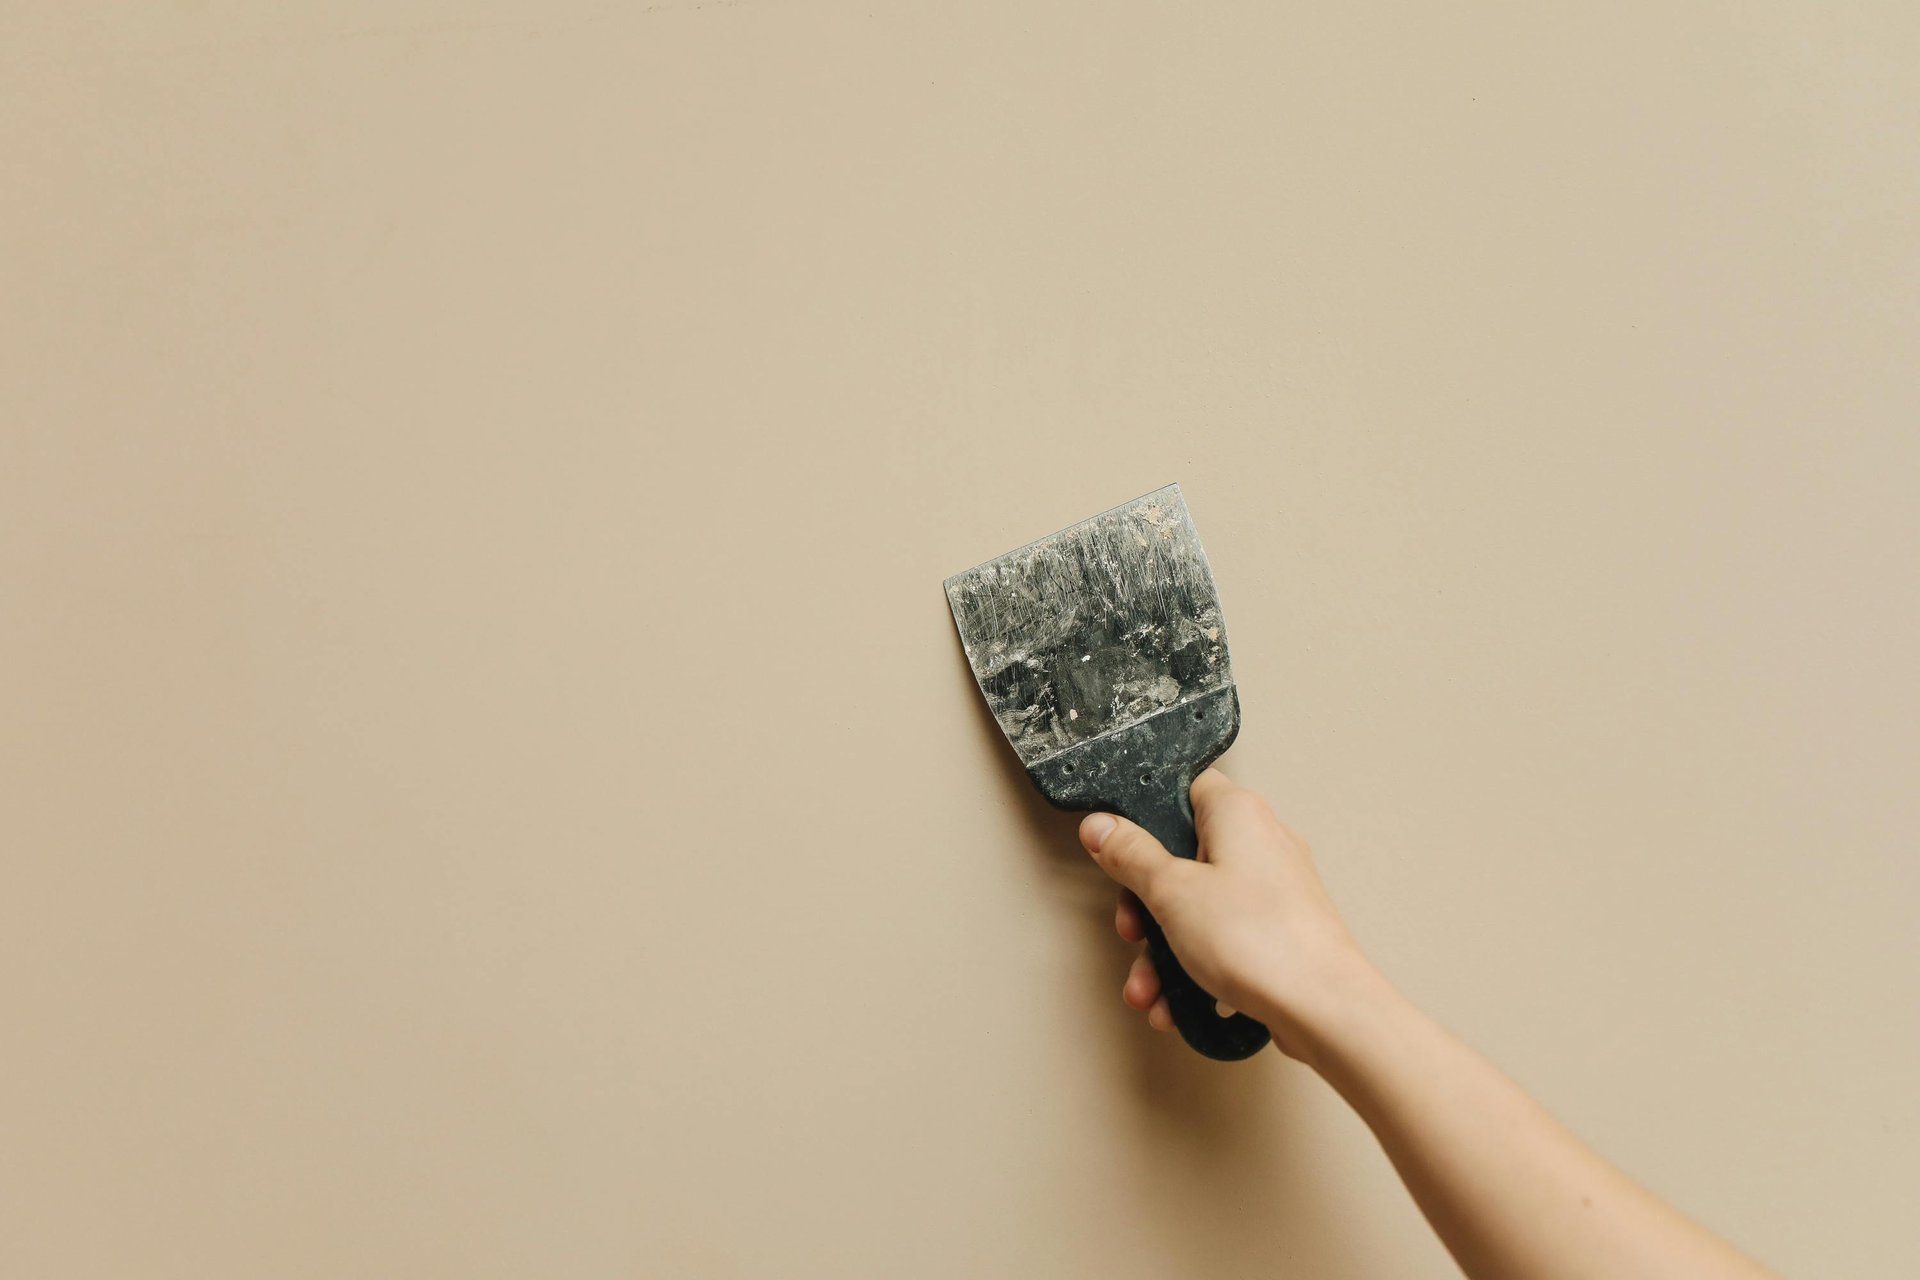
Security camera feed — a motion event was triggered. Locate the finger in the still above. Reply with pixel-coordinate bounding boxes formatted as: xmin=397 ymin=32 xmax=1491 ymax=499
xmin=1190 ymin=766 xmax=1238 ymax=809
xmin=1114 ymin=891 xmax=1145 ymax=942
xmin=1123 ymin=951 xmax=1161 ymax=1011
xmin=1079 ymin=812 xmax=1191 ymax=907
xmin=1191 ymin=766 xmax=1281 ymax=867
xmin=1147 ymin=997 xmax=1174 ymax=1032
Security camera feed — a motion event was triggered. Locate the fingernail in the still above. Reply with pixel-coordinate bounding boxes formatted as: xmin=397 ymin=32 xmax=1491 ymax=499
xmin=1082 ymin=813 xmax=1117 ymax=850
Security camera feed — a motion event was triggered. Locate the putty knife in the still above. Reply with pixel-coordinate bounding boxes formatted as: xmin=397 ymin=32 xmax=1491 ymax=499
xmin=944 ymin=484 xmax=1271 ymax=1060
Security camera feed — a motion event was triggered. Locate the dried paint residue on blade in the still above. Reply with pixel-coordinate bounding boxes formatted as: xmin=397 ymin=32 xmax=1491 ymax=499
xmin=944 ymin=484 xmax=1232 ymax=766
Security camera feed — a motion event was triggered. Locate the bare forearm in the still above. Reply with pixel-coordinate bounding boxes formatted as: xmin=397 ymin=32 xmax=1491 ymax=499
xmin=1266 ymin=964 xmax=1779 ymax=1280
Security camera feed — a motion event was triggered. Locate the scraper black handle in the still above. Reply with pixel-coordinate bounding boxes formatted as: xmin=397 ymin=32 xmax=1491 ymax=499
xmin=1120 ymin=787 xmax=1273 ymax=1061
xmin=1026 ymin=687 xmax=1272 ymax=1061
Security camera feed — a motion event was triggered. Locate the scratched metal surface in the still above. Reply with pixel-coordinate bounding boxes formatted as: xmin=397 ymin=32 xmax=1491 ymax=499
xmin=944 ymin=484 xmax=1234 ymax=766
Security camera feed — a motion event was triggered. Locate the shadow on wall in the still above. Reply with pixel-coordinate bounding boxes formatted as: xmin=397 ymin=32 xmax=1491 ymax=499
xmin=949 ymin=637 xmax=1374 ymax=1278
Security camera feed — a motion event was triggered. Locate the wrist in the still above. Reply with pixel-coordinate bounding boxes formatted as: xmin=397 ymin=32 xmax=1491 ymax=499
xmin=1250 ymin=945 xmax=1404 ymax=1070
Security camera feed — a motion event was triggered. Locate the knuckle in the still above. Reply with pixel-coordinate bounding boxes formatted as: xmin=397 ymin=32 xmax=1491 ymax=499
xmin=1139 ymin=856 xmax=1192 ymax=905
xmin=1217 ymin=789 xmax=1272 ymax=824
xmin=1105 ymin=823 xmax=1148 ymax=863
xmin=1092 ymin=832 xmax=1134 ymax=876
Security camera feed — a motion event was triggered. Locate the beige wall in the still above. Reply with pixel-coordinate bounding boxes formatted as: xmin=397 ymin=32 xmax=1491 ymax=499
xmin=5 ymin=3 xmax=1917 ymax=1276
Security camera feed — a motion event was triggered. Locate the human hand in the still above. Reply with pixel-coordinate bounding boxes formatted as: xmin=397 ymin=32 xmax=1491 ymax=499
xmin=1083 ymin=772 xmax=1783 ymax=1280
xmin=1078 ymin=767 xmax=1377 ymax=1059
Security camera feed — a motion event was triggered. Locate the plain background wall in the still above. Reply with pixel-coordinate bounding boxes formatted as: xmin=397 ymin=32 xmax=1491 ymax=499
xmin=4 ymin=3 xmax=1917 ymax=1276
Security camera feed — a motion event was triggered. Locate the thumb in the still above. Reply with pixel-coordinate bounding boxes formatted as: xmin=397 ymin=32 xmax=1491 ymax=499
xmin=1079 ymin=813 xmax=1188 ymax=906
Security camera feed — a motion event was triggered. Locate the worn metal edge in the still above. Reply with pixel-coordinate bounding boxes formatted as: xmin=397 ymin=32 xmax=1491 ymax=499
xmin=940 ymin=481 xmax=1183 ymax=591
